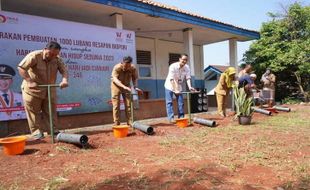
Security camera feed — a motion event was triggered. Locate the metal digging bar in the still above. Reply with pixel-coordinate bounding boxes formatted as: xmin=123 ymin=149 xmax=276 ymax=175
xmin=128 ymin=92 xmax=155 ymax=135
xmin=180 ymin=91 xmax=201 ymax=124
xmin=129 ymin=93 xmax=138 ymax=125
xmin=38 ymin=84 xmax=60 ymax=144
xmin=252 ymin=107 xmax=272 ymax=116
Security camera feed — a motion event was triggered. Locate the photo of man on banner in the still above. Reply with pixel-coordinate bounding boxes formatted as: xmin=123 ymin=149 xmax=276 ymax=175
xmin=0 ymin=64 xmax=26 ymax=121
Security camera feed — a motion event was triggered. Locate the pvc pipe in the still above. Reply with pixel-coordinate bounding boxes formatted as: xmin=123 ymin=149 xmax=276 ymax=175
xmin=252 ymin=107 xmax=272 ymax=115
xmin=273 ymin=106 xmax=291 ymax=112
xmin=193 ymin=117 xmax=216 ymax=127
xmin=132 ymin=122 xmax=154 ymax=135
xmin=56 ymin=133 xmax=88 ymax=146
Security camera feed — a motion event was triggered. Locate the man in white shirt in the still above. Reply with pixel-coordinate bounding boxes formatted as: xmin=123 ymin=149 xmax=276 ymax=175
xmin=164 ymin=54 xmax=196 ymax=123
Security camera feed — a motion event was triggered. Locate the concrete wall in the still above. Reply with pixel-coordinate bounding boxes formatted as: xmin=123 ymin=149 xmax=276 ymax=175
xmin=0 ymin=98 xmax=190 ymax=137
xmin=0 ymin=33 xmax=206 ymax=137
xmin=136 ymin=37 xmax=205 ymax=99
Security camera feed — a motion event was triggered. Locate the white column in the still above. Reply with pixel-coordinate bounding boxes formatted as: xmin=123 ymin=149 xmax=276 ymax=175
xmin=200 ymin=45 xmax=204 ymax=88
xmin=154 ymin=38 xmax=159 ymax=98
xmin=110 ymin=13 xmax=123 ymax=29
xmin=229 ymin=38 xmax=238 ymax=111
xmin=183 ymin=28 xmax=195 ymax=76
xmin=229 ymin=38 xmax=238 ymax=72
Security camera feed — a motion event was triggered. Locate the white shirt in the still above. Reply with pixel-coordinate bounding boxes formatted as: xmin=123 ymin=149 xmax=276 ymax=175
xmin=164 ymin=62 xmax=191 ymax=91
xmin=0 ymin=90 xmax=26 ymax=121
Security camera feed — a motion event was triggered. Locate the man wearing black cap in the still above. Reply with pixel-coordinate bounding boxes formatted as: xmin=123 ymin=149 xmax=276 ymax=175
xmin=17 ymin=41 xmax=69 ymax=140
xmin=0 ymin=64 xmax=26 ymax=120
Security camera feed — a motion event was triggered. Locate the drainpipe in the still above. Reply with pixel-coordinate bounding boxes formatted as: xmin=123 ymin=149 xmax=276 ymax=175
xmin=193 ymin=117 xmax=216 ymax=127
xmin=252 ymin=107 xmax=272 ymax=115
xmin=132 ymin=122 xmax=154 ymax=135
xmin=273 ymin=106 xmax=291 ymax=112
xmin=56 ymin=133 xmax=88 ymax=146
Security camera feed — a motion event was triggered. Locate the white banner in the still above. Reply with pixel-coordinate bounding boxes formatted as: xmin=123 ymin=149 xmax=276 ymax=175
xmin=0 ymin=11 xmax=136 ymax=121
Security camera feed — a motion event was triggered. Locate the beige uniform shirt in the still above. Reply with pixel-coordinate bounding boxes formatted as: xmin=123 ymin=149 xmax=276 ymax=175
xmin=215 ymin=74 xmax=230 ymax=96
xmin=111 ymin=63 xmax=138 ymax=89
xmin=18 ymin=50 xmax=68 ymax=99
xmin=262 ymin=73 xmax=276 ymax=90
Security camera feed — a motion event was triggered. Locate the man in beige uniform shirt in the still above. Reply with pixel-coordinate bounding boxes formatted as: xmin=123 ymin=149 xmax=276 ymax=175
xmin=111 ymin=56 xmax=141 ymax=126
xmin=260 ymin=68 xmax=276 ymax=106
xmin=17 ymin=41 xmax=68 ymax=140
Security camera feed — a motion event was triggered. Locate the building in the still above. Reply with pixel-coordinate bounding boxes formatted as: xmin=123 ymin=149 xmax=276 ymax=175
xmin=203 ymin=65 xmax=231 ymax=107
xmin=0 ymin=0 xmax=259 ymax=136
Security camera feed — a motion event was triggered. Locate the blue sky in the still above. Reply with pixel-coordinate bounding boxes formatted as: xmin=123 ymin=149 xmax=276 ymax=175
xmin=154 ymin=0 xmax=310 ymax=67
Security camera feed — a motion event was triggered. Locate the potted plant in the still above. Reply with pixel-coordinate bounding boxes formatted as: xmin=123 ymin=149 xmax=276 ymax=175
xmin=233 ymin=87 xmax=254 ymax=125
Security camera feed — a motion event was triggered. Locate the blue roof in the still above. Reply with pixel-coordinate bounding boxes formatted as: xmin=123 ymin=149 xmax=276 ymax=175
xmin=204 ymin=65 xmax=225 ymax=74
xmin=88 ymin=0 xmax=260 ymax=40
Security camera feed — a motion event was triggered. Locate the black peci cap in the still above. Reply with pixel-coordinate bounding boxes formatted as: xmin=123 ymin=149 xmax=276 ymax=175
xmin=0 ymin=64 xmax=16 ymax=78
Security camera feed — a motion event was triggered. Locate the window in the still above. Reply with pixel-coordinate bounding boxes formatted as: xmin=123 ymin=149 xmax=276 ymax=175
xmin=138 ymin=67 xmax=151 ymax=77
xmin=136 ymin=50 xmax=152 ymax=78
xmin=137 ymin=50 xmax=151 ymax=65
xmin=169 ymin=53 xmax=181 ymax=65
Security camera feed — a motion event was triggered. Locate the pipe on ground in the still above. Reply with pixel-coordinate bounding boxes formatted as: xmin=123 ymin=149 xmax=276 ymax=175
xmin=193 ymin=117 xmax=216 ymax=127
xmin=252 ymin=107 xmax=272 ymax=115
xmin=273 ymin=106 xmax=291 ymax=112
xmin=56 ymin=133 xmax=88 ymax=146
xmin=132 ymin=122 xmax=154 ymax=135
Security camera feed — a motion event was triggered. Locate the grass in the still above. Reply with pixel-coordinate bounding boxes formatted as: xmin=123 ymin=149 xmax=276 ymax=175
xmin=155 ymin=106 xmax=310 ymax=178
xmin=0 ymin=182 xmax=19 ymax=190
xmin=106 ymin=146 xmax=128 ymax=155
xmin=56 ymin=146 xmax=75 ymax=153
xmin=1 ymin=105 xmax=309 ymax=190
xmin=44 ymin=176 xmax=69 ymax=190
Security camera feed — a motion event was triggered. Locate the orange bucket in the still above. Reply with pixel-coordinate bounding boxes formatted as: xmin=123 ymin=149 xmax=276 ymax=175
xmin=112 ymin=125 xmax=129 ymax=138
xmin=0 ymin=136 xmax=27 ymax=155
xmin=175 ymin=118 xmax=189 ymax=128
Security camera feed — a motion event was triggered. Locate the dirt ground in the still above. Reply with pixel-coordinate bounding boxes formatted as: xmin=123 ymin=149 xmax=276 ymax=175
xmin=0 ymin=104 xmax=309 ymax=190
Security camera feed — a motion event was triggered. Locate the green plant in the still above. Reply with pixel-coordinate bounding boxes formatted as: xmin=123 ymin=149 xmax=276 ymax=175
xmin=282 ymin=97 xmax=303 ymax=104
xmin=233 ymin=87 xmax=254 ymax=117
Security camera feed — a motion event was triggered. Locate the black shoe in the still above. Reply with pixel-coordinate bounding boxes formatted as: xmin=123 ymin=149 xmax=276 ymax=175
xmin=47 ymin=130 xmax=60 ymax=136
xmin=53 ymin=131 xmax=60 ymax=136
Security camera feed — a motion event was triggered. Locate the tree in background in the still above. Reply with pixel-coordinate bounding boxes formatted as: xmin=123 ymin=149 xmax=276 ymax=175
xmin=243 ymin=2 xmax=310 ymax=102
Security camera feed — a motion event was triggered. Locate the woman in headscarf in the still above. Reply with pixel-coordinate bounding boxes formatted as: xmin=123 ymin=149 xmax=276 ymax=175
xmin=215 ymin=67 xmax=236 ymax=117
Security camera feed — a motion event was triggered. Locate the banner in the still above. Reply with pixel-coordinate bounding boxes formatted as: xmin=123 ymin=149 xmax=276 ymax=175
xmin=0 ymin=11 xmax=136 ymax=121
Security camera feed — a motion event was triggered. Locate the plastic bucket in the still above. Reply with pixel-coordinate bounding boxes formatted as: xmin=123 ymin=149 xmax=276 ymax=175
xmin=175 ymin=118 xmax=189 ymax=128
xmin=112 ymin=125 xmax=129 ymax=138
xmin=0 ymin=136 xmax=27 ymax=155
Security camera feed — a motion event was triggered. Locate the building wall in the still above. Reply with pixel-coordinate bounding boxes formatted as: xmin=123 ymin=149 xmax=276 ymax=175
xmin=205 ymin=80 xmax=219 ymax=95
xmin=136 ymin=37 xmax=205 ymax=99
xmin=0 ymin=99 xmax=189 ymax=137
xmin=0 ymin=35 xmax=207 ymax=137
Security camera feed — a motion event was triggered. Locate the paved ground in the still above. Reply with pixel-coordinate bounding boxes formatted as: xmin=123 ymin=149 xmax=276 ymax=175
xmin=63 ymin=107 xmax=219 ymax=134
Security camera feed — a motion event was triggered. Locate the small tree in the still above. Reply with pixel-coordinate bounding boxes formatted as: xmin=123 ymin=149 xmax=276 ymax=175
xmin=243 ymin=2 xmax=310 ymax=101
